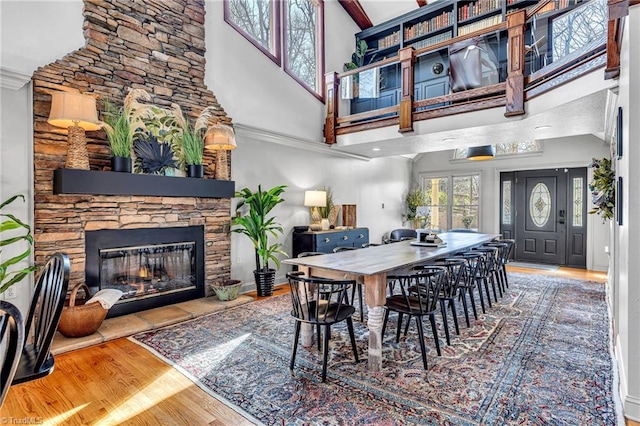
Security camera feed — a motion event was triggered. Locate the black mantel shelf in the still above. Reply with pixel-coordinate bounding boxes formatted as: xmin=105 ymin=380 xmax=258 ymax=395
xmin=53 ymin=169 xmax=235 ymax=198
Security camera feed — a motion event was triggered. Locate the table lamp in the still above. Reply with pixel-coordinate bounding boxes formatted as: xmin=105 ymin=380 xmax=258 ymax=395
xmin=304 ymin=190 xmax=326 ymax=231
xmin=205 ymin=123 xmax=237 ymax=180
xmin=48 ymin=92 xmax=100 ymax=170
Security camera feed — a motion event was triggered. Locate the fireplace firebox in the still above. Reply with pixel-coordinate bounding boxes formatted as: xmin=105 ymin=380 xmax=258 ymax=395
xmin=85 ymin=226 xmax=205 ymax=318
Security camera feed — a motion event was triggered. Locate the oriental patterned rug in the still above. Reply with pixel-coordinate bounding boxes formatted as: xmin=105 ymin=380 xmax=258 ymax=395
xmin=131 ymin=273 xmax=619 ymax=425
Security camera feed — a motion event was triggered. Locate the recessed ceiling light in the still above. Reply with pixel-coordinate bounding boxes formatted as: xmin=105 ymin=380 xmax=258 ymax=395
xmin=535 ymin=125 xmax=552 ymax=130
xmin=372 ymin=148 xmax=381 ymax=151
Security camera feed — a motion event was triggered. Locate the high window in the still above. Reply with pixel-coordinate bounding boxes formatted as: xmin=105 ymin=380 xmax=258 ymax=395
xmin=452 ymin=141 xmax=543 ymax=160
xmin=225 ymin=0 xmax=324 ymax=98
xmin=422 ymin=174 xmax=480 ymax=231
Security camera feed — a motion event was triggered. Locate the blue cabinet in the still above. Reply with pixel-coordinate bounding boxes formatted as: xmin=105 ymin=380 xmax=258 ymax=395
xmin=292 ymin=228 xmax=370 ymax=257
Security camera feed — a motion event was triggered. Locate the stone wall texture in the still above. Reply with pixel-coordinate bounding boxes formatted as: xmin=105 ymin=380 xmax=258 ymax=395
xmin=32 ymin=0 xmax=233 ymax=297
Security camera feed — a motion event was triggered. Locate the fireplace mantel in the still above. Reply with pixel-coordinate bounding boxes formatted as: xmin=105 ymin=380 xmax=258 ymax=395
xmin=53 ymin=169 xmax=235 ymax=198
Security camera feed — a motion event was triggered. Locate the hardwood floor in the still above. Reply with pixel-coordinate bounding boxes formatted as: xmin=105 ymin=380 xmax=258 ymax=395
xmin=3 ymin=268 xmax=635 ymax=425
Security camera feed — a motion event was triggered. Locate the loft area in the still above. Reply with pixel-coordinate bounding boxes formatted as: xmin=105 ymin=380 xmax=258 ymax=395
xmin=324 ymin=0 xmax=614 ymax=157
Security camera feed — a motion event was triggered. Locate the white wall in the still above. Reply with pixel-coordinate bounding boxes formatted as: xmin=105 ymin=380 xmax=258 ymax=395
xmin=412 ymin=135 xmax=611 ymax=270
xmin=230 ymin=130 xmax=410 ymax=286
xmin=613 ymin=5 xmax=640 ymax=421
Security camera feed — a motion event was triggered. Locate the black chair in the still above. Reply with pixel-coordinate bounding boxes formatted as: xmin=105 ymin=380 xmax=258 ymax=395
xmin=459 ymin=251 xmax=491 ymax=312
xmin=382 ymin=266 xmax=445 ymax=369
xmin=287 ymin=272 xmax=359 ymax=382
xmin=452 ymin=252 xmax=482 ymax=318
xmin=471 ymin=246 xmax=501 ymax=303
xmin=487 ymin=239 xmax=515 ymax=291
xmin=448 ymin=228 xmax=478 ymax=233
xmin=12 ymin=252 xmax=70 ymax=385
xmin=333 ymin=246 xmax=364 ymax=321
xmin=1 ymin=301 xmax=25 ymax=407
xmin=430 ymin=258 xmax=469 ymax=334
xmin=385 ymin=229 xmax=416 ymax=243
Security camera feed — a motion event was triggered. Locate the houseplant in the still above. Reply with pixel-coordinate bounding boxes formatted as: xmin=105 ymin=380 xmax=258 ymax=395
xmin=1 ymin=194 xmax=38 ymax=294
xmin=588 ymin=157 xmax=615 ymax=221
xmin=172 ymin=105 xmax=218 ymax=178
xmin=404 ymin=188 xmax=428 ymax=228
xmin=231 ymin=185 xmax=287 ymax=296
xmin=100 ymin=99 xmax=134 ymax=172
xmin=317 ymin=186 xmax=338 ymax=230
xmin=210 ymin=279 xmax=243 ymax=301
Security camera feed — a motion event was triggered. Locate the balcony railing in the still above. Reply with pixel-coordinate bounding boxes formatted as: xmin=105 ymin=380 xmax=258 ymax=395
xmin=324 ymin=0 xmax=619 ymax=145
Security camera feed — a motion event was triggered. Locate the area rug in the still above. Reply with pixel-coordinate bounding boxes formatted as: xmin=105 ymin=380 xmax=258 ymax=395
xmin=131 ymin=273 xmax=618 ymax=425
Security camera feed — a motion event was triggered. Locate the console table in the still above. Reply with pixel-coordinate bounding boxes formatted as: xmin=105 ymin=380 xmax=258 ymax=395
xmin=292 ymin=227 xmax=369 ymax=257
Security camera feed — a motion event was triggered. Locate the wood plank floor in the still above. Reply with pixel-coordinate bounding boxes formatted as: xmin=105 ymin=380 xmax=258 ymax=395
xmin=3 ymin=267 xmax=637 ymax=426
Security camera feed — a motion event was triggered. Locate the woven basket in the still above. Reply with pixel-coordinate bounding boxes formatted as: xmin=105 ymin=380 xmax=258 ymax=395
xmin=58 ymin=283 xmax=107 ymax=338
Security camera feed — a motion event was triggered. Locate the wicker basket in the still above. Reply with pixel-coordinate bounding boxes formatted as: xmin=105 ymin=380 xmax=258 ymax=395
xmin=58 ymin=283 xmax=108 ymax=338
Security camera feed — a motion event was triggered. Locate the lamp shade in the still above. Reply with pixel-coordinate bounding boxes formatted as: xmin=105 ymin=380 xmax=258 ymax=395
xmin=48 ymin=92 xmax=100 ymax=131
xmin=204 ymin=123 xmax=237 ymax=150
xmin=304 ymin=190 xmax=327 ymax=207
xmin=466 ymin=145 xmax=495 ymax=161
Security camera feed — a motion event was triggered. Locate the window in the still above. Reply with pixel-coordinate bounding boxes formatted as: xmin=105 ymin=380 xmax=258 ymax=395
xmin=225 ymin=0 xmax=281 ymax=64
xmin=452 ymin=141 xmax=543 ymax=160
xmin=225 ymin=0 xmax=324 ymax=98
xmin=423 ymin=174 xmax=480 ymax=231
xmin=284 ymin=0 xmax=323 ymax=95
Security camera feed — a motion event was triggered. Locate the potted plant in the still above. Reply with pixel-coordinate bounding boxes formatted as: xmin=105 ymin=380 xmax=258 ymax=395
xmin=231 ymin=185 xmax=287 ymax=297
xmin=1 ymin=195 xmax=38 ymax=294
xmin=172 ymin=105 xmax=218 ymax=178
xmin=317 ymin=186 xmax=338 ymax=230
xmin=588 ymin=157 xmax=615 ymax=221
xmin=100 ymin=99 xmax=134 ymax=172
xmin=404 ymin=188 xmax=428 ymax=228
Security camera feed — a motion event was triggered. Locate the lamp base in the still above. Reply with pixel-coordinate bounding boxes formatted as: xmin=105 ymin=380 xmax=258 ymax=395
xmin=214 ymin=149 xmax=229 ymax=180
xmin=65 ymin=125 xmax=89 ymax=170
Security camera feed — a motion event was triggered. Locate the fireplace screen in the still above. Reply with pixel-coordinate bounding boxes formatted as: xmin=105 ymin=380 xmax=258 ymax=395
xmin=100 ymin=242 xmax=196 ymax=301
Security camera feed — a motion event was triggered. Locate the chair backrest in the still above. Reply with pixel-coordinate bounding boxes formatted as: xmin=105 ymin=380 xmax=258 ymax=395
xmin=333 ymin=246 xmax=358 ymax=253
xmin=286 ymin=272 xmax=355 ymax=325
xmin=297 ymin=252 xmax=325 ymax=258
xmin=0 ymin=301 xmax=25 ymax=407
xmin=388 ymin=229 xmax=416 ymax=243
xmin=455 ymin=252 xmax=482 ymax=283
xmin=472 ymin=246 xmax=499 ymax=274
xmin=24 ymin=252 xmax=70 ymax=373
xmin=428 ymin=258 xmax=466 ymax=298
xmin=448 ymin=228 xmax=478 ymax=233
xmin=387 ymin=267 xmax=445 ymax=314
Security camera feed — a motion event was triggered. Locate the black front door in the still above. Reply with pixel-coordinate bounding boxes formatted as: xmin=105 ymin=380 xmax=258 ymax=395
xmin=500 ymin=168 xmax=587 ymax=267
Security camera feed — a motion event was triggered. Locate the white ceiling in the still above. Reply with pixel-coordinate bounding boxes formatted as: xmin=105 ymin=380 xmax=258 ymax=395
xmin=358 ymin=0 xmax=421 ymax=26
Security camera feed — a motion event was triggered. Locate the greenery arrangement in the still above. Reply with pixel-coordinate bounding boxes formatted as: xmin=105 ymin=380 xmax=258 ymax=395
xmin=100 ymin=99 xmax=134 ymax=158
xmin=588 ymin=157 xmax=615 ymax=221
xmin=343 ymin=39 xmax=371 ymax=71
xmin=231 ymin=185 xmax=288 ymax=272
xmin=317 ymin=186 xmax=335 ymax=219
xmin=1 ymin=195 xmax=38 ymax=293
xmin=404 ymin=188 xmax=428 ymax=222
xmin=171 ymin=105 xmax=217 ymax=167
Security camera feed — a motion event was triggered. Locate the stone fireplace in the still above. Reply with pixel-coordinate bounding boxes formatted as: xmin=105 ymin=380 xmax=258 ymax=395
xmin=31 ymin=0 xmax=234 ymax=313
xmin=85 ymin=226 xmax=205 ymax=318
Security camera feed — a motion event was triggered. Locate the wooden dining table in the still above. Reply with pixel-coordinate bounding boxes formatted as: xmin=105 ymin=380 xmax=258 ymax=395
xmin=282 ymin=231 xmax=501 ymax=372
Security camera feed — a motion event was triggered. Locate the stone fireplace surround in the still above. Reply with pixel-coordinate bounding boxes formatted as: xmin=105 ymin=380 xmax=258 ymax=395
xmin=32 ymin=0 xmax=235 ymax=307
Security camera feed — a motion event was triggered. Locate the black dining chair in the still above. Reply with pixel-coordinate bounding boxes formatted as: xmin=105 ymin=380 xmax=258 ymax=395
xmin=287 ymin=272 xmax=360 ymax=382
xmin=382 ymin=266 xmax=445 ymax=369
xmin=0 ymin=300 xmax=25 ymax=407
xmin=473 ymin=246 xmax=502 ymax=301
xmin=428 ymin=257 xmax=469 ymax=335
xmin=333 ymin=246 xmax=365 ymax=321
xmin=384 ymin=229 xmax=416 ymax=243
xmin=12 ymin=252 xmax=70 ymax=385
xmin=452 ymin=252 xmax=482 ymax=318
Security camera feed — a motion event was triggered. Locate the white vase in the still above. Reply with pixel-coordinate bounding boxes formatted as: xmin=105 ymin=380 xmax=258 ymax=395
xmin=321 ymin=218 xmax=330 ymax=230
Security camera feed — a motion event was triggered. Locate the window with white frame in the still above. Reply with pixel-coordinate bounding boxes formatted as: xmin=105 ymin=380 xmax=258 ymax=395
xmin=225 ymin=0 xmax=324 ymax=98
xmin=422 ymin=173 xmax=480 ymax=231
xmin=452 ymin=141 xmax=543 ymax=160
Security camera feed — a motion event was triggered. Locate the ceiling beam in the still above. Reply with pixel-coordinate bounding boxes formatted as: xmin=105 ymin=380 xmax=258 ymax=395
xmin=416 ymin=0 xmax=428 ymax=6
xmin=338 ymin=0 xmax=373 ymax=30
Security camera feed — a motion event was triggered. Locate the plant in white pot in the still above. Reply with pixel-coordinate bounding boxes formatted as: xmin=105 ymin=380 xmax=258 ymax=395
xmin=231 ymin=185 xmax=287 ymax=297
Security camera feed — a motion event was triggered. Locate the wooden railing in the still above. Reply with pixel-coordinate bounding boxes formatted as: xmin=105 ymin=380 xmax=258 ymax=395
xmin=323 ymin=0 xmax=627 ymax=145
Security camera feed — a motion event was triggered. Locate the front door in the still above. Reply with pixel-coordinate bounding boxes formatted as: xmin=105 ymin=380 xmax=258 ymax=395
xmin=500 ymin=168 xmax=587 ymax=267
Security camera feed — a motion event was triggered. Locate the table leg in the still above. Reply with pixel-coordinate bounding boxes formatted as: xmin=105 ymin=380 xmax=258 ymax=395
xmin=364 ymin=273 xmax=387 ymax=372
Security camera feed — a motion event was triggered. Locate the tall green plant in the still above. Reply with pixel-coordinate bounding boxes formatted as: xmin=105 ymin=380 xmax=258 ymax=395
xmin=404 ymin=188 xmax=427 ymax=222
xmin=101 ymin=99 xmax=133 ymax=158
xmin=317 ymin=186 xmax=334 ymax=219
xmin=1 ymin=195 xmax=38 ymax=293
xmin=231 ymin=185 xmax=287 ymax=272
xmin=171 ymin=105 xmax=217 ymax=167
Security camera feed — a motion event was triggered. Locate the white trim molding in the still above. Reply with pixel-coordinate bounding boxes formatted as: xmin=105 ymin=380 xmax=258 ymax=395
xmin=234 ymin=123 xmax=371 ymax=162
xmin=0 ymin=67 xmax=31 ymax=90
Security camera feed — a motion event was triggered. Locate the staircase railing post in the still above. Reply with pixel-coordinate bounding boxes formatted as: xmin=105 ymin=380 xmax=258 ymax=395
xmin=505 ymin=10 xmax=526 ymax=117
xmin=399 ymin=47 xmax=415 ymax=133
xmin=324 ymin=72 xmax=339 ymax=145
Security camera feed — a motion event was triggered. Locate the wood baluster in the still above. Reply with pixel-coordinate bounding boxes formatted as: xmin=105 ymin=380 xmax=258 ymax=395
xmin=505 ymin=10 xmax=525 ymax=117
xmin=324 ymin=72 xmax=339 ymax=145
xmin=398 ymin=47 xmax=415 ymax=133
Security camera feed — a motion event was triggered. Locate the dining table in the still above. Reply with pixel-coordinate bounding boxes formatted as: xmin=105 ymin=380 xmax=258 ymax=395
xmin=282 ymin=231 xmax=501 ymax=372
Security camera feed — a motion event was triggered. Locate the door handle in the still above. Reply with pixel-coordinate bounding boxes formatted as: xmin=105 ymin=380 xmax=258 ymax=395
xmin=559 ymin=209 xmax=566 ymax=224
